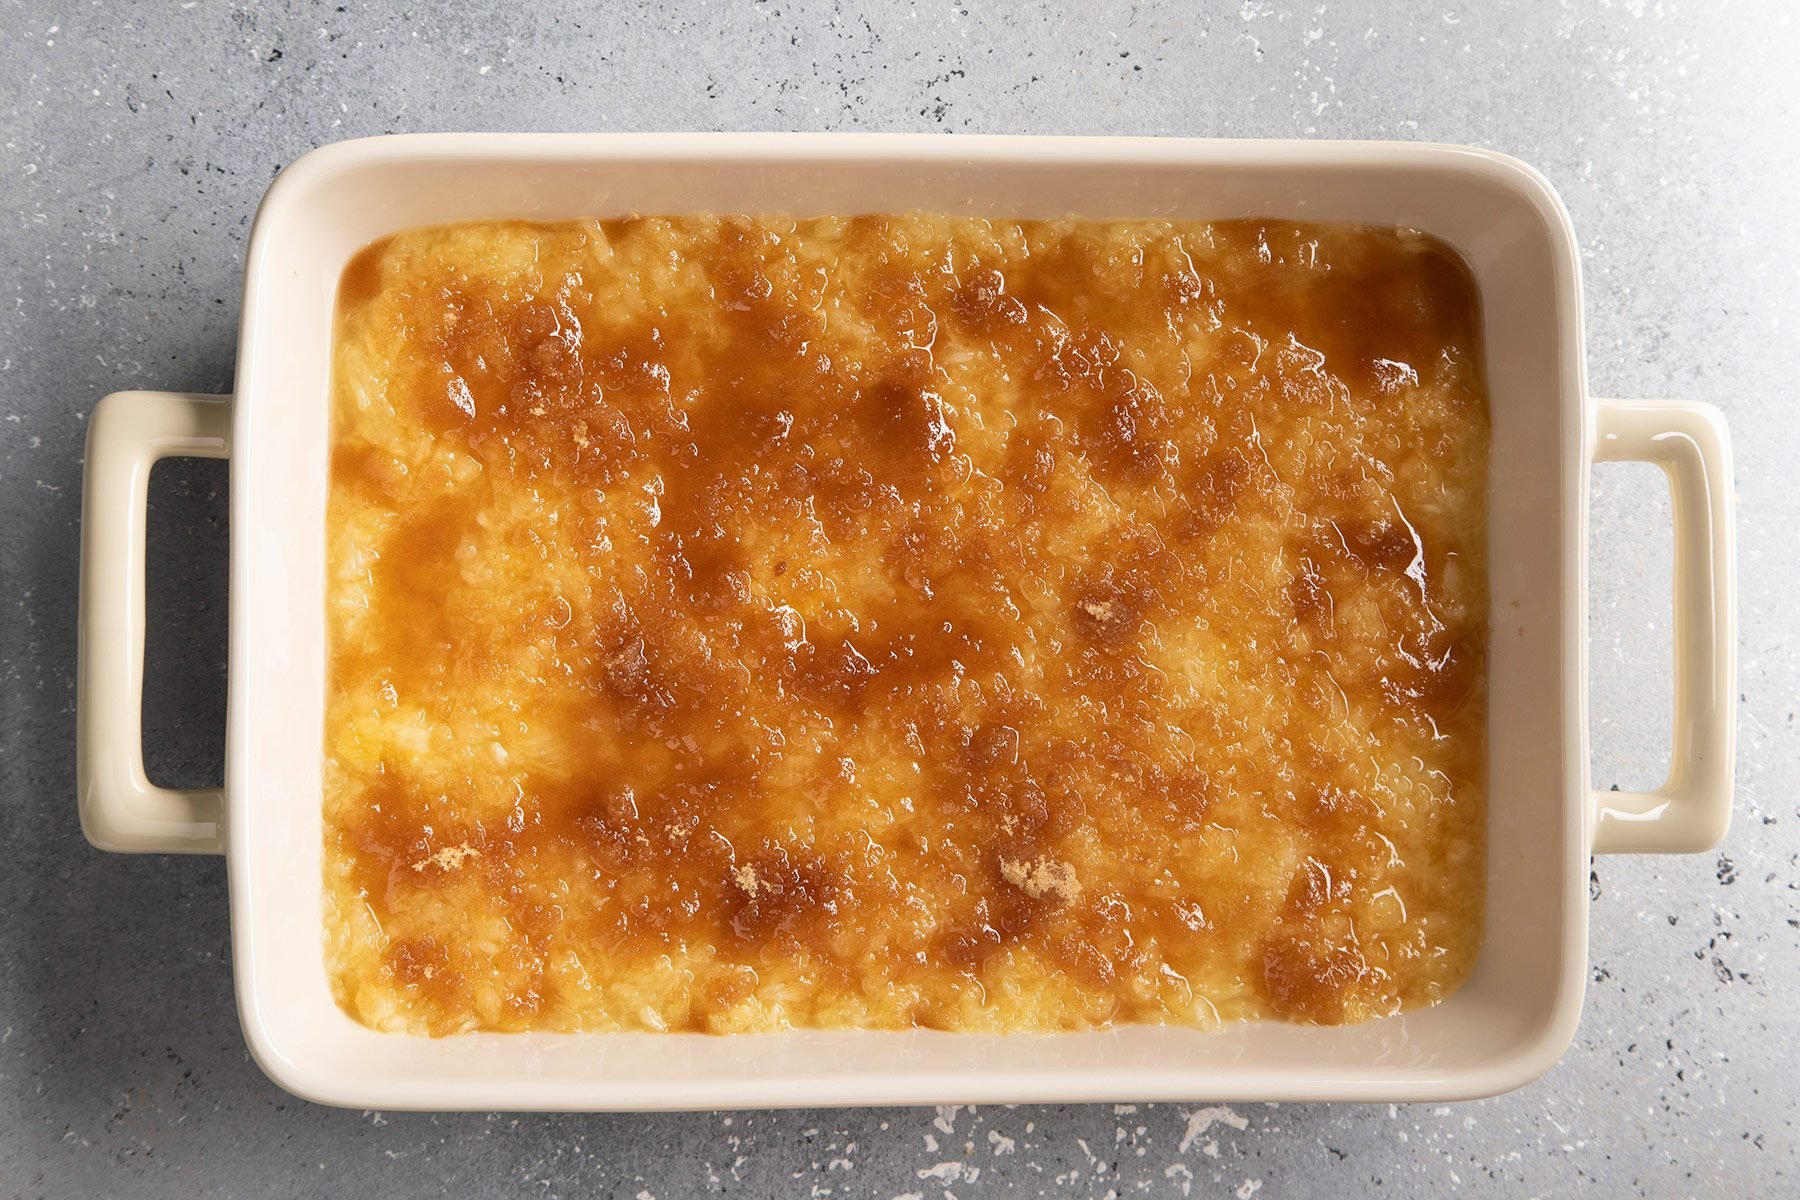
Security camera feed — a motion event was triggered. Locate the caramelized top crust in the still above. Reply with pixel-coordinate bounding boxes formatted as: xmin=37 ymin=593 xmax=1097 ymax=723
xmin=324 ymin=215 xmax=1489 ymax=1035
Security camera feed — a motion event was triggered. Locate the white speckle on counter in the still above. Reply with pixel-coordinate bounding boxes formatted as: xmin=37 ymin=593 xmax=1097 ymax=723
xmin=916 ymin=1161 xmax=976 ymax=1184
xmin=1178 ymin=1106 xmax=1249 ymax=1153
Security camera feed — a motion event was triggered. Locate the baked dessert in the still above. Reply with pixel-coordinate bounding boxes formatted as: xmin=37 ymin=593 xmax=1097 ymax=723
xmin=324 ymin=214 xmax=1489 ymax=1035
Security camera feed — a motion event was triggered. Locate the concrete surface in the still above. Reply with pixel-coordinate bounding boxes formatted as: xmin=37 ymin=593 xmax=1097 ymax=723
xmin=3 ymin=1 xmax=1796 ymax=1196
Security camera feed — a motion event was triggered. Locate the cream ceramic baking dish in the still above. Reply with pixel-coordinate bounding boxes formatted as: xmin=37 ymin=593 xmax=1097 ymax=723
xmin=75 ymin=133 xmax=1736 ymax=1109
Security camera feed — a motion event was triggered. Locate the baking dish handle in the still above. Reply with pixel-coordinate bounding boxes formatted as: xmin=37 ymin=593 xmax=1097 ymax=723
xmin=78 ymin=391 xmax=230 ymax=855
xmin=1589 ymin=399 xmax=1735 ymax=855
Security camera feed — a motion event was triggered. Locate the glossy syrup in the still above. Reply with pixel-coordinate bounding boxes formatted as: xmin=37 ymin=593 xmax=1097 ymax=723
xmin=323 ymin=215 xmax=1490 ymax=1035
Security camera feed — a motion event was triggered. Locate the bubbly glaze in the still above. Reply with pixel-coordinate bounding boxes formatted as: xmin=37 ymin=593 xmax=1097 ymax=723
xmin=324 ymin=215 xmax=1489 ymax=1035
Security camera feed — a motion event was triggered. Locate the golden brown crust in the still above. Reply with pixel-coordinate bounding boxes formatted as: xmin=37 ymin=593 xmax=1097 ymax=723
xmin=323 ymin=215 xmax=1489 ymax=1035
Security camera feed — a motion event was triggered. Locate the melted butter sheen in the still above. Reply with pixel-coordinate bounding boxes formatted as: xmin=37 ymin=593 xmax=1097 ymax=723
xmin=324 ymin=215 xmax=1490 ymax=1035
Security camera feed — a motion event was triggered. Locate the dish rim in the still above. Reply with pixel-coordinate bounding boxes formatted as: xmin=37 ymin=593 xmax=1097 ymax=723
xmin=225 ymin=133 xmax=1596 ymax=1109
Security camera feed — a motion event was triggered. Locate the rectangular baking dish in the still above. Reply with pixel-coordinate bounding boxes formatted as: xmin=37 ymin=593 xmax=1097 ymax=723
xmin=75 ymin=133 xmax=1736 ymax=1109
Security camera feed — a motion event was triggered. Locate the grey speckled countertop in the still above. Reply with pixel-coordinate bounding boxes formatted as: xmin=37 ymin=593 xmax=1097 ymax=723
xmin=3 ymin=2 xmax=1796 ymax=1197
